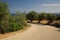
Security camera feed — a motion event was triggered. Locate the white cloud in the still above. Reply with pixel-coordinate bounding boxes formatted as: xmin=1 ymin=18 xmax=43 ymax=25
xmin=41 ymin=4 xmax=60 ymax=6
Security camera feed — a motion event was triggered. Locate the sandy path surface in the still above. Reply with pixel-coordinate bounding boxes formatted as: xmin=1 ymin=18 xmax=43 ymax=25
xmin=1 ymin=24 xmax=60 ymax=40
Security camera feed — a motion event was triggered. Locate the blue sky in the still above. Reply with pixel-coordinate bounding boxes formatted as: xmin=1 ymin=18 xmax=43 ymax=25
xmin=2 ymin=0 xmax=60 ymax=13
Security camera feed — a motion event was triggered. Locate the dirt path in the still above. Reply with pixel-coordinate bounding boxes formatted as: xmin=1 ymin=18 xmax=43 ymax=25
xmin=1 ymin=24 xmax=60 ymax=40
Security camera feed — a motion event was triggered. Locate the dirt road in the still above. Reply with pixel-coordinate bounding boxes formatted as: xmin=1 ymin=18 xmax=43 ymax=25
xmin=1 ymin=24 xmax=60 ymax=40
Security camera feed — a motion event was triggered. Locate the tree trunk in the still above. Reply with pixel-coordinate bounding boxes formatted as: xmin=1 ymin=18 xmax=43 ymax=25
xmin=0 ymin=27 xmax=5 ymax=34
xmin=38 ymin=20 xmax=40 ymax=23
xmin=31 ymin=20 xmax=32 ymax=23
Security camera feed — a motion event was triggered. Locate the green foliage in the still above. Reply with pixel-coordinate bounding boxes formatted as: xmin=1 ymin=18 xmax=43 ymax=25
xmin=56 ymin=16 xmax=60 ymax=20
xmin=47 ymin=14 xmax=57 ymax=21
xmin=8 ymin=12 xmax=27 ymax=32
xmin=7 ymin=22 xmax=23 ymax=32
xmin=54 ymin=21 xmax=60 ymax=28
xmin=15 ymin=12 xmax=27 ymax=26
xmin=0 ymin=1 xmax=27 ymax=34
xmin=27 ymin=11 xmax=38 ymax=22
xmin=0 ymin=1 xmax=10 ymax=33
xmin=38 ymin=12 xmax=47 ymax=20
xmin=26 ymin=11 xmax=58 ymax=23
xmin=37 ymin=12 xmax=47 ymax=23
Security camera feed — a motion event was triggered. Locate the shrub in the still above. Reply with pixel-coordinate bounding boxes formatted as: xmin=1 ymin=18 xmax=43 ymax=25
xmin=7 ymin=22 xmax=23 ymax=32
xmin=54 ymin=21 xmax=60 ymax=28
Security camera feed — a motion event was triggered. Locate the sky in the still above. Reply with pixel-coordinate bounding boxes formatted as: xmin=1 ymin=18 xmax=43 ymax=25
xmin=2 ymin=0 xmax=60 ymax=13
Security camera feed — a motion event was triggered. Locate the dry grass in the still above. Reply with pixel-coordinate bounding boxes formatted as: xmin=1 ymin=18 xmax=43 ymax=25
xmin=55 ymin=20 xmax=60 ymax=24
xmin=40 ymin=20 xmax=48 ymax=24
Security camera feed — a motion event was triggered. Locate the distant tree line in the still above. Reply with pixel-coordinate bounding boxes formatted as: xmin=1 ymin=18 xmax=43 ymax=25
xmin=26 ymin=11 xmax=60 ymax=28
xmin=26 ymin=11 xmax=59 ymax=23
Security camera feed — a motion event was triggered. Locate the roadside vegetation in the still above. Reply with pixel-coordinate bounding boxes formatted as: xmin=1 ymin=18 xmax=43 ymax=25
xmin=0 ymin=1 xmax=27 ymax=34
xmin=26 ymin=11 xmax=60 ymax=28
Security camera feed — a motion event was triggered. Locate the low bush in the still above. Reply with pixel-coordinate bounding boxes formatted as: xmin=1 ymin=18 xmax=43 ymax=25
xmin=6 ymin=22 xmax=23 ymax=32
xmin=54 ymin=21 xmax=60 ymax=28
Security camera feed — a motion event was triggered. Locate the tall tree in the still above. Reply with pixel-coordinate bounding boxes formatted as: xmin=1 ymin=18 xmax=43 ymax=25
xmin=0 ymin=1 xmax=10 ymax=33
xmin=47 ymin=14 xmax=57 ymax=24
xmin=27 ymin=11 xmax=38 ymax=22
xmin=38 ymin=12 xmax=47 ymax=23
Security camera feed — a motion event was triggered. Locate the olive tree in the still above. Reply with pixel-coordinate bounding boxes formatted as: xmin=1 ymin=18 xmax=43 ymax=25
xmin=0 ymin=2 xmax=10 ymax=33
xmin=38 ymin=12 xmax=47 ymax=23
xmin=47 ymin=14 xmax=57 ymax=24
xmin=27 ymin=11 xmax=38 ymax=22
